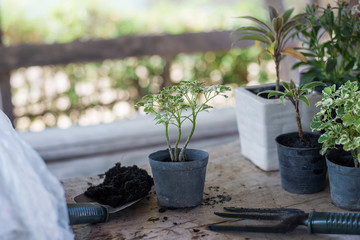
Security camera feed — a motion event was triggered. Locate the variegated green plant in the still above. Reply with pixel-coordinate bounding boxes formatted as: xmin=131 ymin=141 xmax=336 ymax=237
xmin=234 ymin=7 xmax=309 ymax=91
xmin=311 ymin=81 xmax=360 ymax=168
xmin=136 ymin=80 xmax=230 ymax=162
xmin=259 ymin=80 xmax=324 ymax=141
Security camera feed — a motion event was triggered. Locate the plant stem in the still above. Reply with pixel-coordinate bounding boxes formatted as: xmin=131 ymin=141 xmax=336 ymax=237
xmin=165 ymin=123 xmax=174 ymax=161
xmin=354 ymin=147 xmax=360 ymax=168
xmin=179 ymin=109 xmax=197 ymax=161
xmin=174 ymin=116 xmax=182 ymax=161
xmin=295 ymin=101 xmax=304 ymax=141
xmin=275 ymin=53 xmax=281 ymax=92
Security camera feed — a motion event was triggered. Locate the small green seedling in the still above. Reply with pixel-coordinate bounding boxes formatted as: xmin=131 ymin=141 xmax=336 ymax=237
xmin=136 ymin=80 xmax=230 ymax=162
xmin=259 ymin=80 xmax=324 ymax=141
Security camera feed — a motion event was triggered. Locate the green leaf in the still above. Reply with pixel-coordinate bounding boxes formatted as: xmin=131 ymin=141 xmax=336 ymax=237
xmin=238 ymin=16 xmax=272 ymax=32
xmin=269 ymin=6 xmax=279 ymax=21
xmin=282 ymin=81 xmax=291 ymax=91
xmin=344 ymin=58 xmax=356 ymax=71
xmin=323 ymin=86 xmax=333 ymax=95
xmin=272 ymin=17 xmax=283 ymax=33
xmin=282 ymin=8 xmax=294 ymax=23
xmin=301 ymin=81 xmax=324 ymax=91
xmin=311 ymin=116 xmax=323 ymax=130
xmin=257 ymin=90 xmax=284 ymax=98
xmin=236 ymin=35 xmax=271 ymax=45
xmin=280 ymin=95 xmax=285 ymax=104
xmin=284 ymin=91 xmax=294 ymax=98
xmin=299 ymin=95 xmax=310 ymax=106
xmin=325 ymin=58 xmax=337 ymax=74
xmin=236 ymin=26 xmax=268 ymax=34
xmin=336 ymin=107 xmax=345 ymax=116
xmin=318 ymin=133 xmax=330 ymax=143
xmin=342 ymin=113 xmax=355 ymax=126
xmin=265 ymin=32 xmax=276 ymax=42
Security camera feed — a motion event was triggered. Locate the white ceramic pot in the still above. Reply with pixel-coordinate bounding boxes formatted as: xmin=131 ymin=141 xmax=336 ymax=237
xmin=234 ymin=83 xmax=322 ymax=171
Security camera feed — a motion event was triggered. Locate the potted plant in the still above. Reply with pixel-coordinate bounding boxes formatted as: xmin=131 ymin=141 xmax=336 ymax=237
xmin=233 ymin=6 xmax=322 ymax=171
xmin=293 ymin=1 xmax=360 ymax=88
xmin=311 ymin=81 xmax=360 ymax=210
xmin=260 ymin=80 xmax=326 ymax=194
xmin=136 ymin=80 xmax=230 ymax=208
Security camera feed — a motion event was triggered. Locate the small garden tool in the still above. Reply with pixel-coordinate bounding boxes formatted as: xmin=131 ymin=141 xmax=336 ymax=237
xmin=67 ymin=192 xmax=146 ymax=225
xmin=207 ymin=207 xmax=360 ymax=235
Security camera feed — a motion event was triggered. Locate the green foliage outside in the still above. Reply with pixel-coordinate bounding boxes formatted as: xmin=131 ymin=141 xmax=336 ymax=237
xmin=2 ymin=0 xmax=268 ymax=45
xmin=2 ymin=0 xmax=274 ymax=131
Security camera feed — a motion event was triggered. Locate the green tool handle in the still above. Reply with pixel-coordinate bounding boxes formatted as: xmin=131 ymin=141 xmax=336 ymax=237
xmin=67 ymin=203 xmax=109 ymax=225
xmin=308 ymin=211 xmax=360 ymax=235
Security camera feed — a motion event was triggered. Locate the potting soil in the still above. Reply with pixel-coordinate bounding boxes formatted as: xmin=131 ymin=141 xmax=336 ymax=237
xmin=85 ymin=163 xmax=153 ymax=207
xmin=278 ymin=134 xmax=321 ymax=148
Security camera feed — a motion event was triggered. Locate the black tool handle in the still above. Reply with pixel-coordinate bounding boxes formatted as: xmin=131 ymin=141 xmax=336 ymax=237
xmin=308 ymin=211 xmax=360 ymax=235
xmin=67 ymin=203 xmax=109 ymax=225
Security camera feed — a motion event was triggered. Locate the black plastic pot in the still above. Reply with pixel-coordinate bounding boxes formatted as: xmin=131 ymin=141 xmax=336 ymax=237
xmin=148 ymin=148 xmax=208 ymax=208
xmin=326 ymin=149 xmax=360 ymax=211
xmin=275 ymin=132 xmax=327 ymax=194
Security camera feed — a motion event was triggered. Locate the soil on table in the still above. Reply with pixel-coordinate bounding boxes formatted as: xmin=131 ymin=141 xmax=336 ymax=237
xmin=85 ymin=163 xmax=153 ymax=207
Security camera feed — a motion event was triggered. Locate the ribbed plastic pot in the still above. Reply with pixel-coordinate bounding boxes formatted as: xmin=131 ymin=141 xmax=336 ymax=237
xmin=326 ymin=149 xmax=360 ymax=211
xmin=275 ymin=132 xmax=327 ymax=194
xmin=149 ymin=149 xmax=208 ymax=208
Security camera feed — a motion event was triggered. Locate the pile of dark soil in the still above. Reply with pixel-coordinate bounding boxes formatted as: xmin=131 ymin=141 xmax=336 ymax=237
xmin=85 ymin=163 xmax=153 ymax=207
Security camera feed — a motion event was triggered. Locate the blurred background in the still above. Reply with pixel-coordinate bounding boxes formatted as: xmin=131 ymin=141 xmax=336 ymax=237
xmin=1 ymin=0 xmax=338 ymax=178
xmin=1 ymin=0 xmax=315 ymax=132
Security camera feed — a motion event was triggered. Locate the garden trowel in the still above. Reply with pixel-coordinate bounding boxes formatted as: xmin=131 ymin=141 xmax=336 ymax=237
xmin=67 ymin=192 xmax=146 ymax=225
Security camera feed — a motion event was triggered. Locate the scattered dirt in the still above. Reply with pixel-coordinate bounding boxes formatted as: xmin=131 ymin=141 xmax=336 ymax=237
xmin=158 ymin=208 xmax=167 ymax=213
xmin=202 ymin=186 xmax=232 ymax=207
xmin=85 ymin=163 xmax=153 ymax=207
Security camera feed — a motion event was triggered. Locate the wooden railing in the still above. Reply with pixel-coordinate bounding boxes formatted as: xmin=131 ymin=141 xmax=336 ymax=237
xmin=0 ymin=31 xmax=252 ymax=124
xmin=2 ymin=0 xmax=334 ymax=125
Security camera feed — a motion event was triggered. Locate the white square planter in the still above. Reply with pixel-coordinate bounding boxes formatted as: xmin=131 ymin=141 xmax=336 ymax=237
xmin=235 ymin=83 xmax=322 ymax=171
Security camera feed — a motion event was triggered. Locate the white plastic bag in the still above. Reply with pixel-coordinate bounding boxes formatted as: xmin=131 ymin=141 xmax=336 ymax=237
xmin=0 ymin=111 xmax=74 ymax=240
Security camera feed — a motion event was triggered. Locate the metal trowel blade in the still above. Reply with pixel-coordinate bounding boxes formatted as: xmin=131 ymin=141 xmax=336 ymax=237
xmin=74 ymin=192 xmax=145 ymax=214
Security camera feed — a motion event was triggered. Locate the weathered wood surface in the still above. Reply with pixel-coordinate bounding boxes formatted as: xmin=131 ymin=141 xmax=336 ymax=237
xmin=0 ymin=31 xmax=251 ymax=71
xmin=63 ymin=140 xmax=359 ymax=240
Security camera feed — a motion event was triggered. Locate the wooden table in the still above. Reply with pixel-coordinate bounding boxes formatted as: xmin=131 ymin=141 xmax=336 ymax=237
xmin=63 ymin=141 xmax=360 ymax=240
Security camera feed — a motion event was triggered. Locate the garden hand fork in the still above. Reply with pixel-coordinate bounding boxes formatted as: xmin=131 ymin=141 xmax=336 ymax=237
xmin=207 ymin=207 xmax=360 ymax=235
